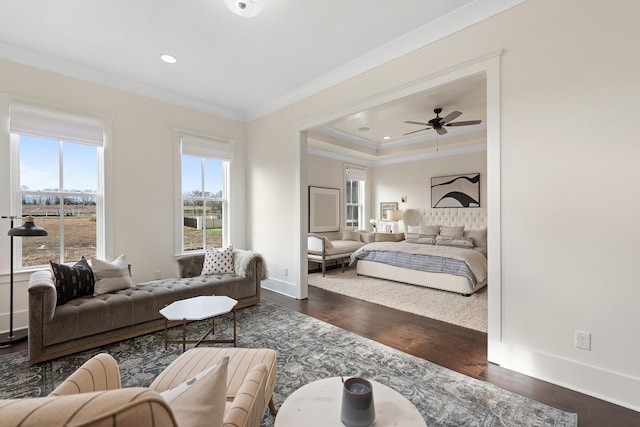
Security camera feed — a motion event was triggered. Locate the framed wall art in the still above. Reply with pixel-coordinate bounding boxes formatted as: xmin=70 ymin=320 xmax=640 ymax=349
xmin=431 ymin=173 xmax=480 ymax=208
xmin=379 ymin=202 xmax=398 ymax=220
xmin=309 ymin=186 xmax=340 ymax=232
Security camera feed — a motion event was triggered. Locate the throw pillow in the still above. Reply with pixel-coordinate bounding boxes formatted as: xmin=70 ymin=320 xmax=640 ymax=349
xmin=439 ymin=225 xmax=465 ymax=237
xmin=405 ymin=233 xmax=437 ymax=245
xmin=341 ymin=229 xmax=360 ymax=241
xmin=202 ymin=245 xmax=234 ymax=275
xmin=50 ymin=257 xmax=95 ymax=305
xmin=435 ymin=235 xmax=475 ymax=248
xmin=407 ymin=225 xmax=441 ymax=235
xmin=91 ymin=254 xmax=134 ymax=296
xmin=160 ymin=356 xmax=228 ymax=427
xmin=464 ymin=228 xmax=488 ymax=248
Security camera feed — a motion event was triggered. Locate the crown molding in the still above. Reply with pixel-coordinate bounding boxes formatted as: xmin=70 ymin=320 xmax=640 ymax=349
xmin=246 ymin=0 xmax=525 ymax=121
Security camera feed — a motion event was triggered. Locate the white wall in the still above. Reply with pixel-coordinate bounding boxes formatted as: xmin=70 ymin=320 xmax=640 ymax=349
xmin=0 ymin=59 xmax=247 ymax=332
xmin=307 ymin=151 xmax=487 ymax=230
xmin=370 ymin=150 xmax=487 ymax=220
xmin=248 ymin=0 xmax=640 ymax=410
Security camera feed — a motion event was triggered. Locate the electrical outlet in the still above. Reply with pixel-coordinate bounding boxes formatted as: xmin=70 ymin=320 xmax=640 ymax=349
xmin=155 ymin=270 xmax=161 ymax=280
xmin=283 ymin=267 xmax=288 ymax=277
xmin=575 ymin=330 xmax=591 ymax=350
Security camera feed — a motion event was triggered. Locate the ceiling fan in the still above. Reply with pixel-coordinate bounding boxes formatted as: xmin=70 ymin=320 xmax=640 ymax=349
xmin=404 ymin=107 xmax=482 ymax=136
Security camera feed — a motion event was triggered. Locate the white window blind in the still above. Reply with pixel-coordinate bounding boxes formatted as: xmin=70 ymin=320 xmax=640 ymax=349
xmin=181 ymin=134 xmax=233 ymax=161
xmin=346 ymin=166 xmax=366 ymax=181
xmin=9 ymin=104 xmax=104 ymax=146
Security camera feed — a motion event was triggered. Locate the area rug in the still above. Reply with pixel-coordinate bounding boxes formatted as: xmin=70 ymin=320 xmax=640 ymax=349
xmin=309 ymin=268 xmax=488 ymax=332
xmin=0 ymin=301 xmax=575 ymax=426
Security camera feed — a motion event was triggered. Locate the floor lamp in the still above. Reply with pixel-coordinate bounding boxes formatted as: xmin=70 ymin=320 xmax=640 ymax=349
xmin=1 ymin=215 xmax=48 ymax=346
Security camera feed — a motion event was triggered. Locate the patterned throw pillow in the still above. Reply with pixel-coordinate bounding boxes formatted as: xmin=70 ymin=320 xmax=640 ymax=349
xmin=407 ymin=225 xmax=441 ymax=235
xmin=202 ymin=245 xmax=234 ymax=275
xmin=50 ymin=257 xmax=95 ymax=305
xmin=91 ymin=254 xmax=134 ymax=295
xmin=435 ymin=235 xmax=475 ymax=248
xmin=405 ymin=233 xmax=437 ymax=245
xmin=439 ymin=225 xmax=465 ymax=237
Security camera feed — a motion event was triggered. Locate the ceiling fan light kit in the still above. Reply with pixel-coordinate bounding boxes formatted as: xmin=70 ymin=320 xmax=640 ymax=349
xmin=404 ymin=107 xmax=482 ymax=136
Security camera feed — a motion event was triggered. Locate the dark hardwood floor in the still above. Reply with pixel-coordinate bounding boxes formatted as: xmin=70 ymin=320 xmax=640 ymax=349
xmin=263 ymin=286 xmax=640 ymax=427
xmin=2 ymin=286 xmax=637 ymax=426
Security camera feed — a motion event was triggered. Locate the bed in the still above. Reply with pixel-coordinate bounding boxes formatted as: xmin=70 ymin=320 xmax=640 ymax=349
xmin=350 ymin=208 xmax=488 ymax=295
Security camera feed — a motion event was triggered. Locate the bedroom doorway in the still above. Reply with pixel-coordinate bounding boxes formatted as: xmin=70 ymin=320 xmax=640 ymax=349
xmin=296 ymin=51 xmax=503 ymax=364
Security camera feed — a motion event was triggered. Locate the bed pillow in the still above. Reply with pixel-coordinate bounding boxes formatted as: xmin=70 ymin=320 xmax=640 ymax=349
xmin=439 ymin=225 xmax=465 ymax=237
xmin=405 ymin=233 xmax=437 ymax=245
xmin=50 ymin=257 xmax=95 ymax=305
xmin=435 ymin=235 xmax=475 ymax=248
xmin=202 ymin=245 xmax=234 ymax=275
xmin=407 ymin=225 xmax=440 ymax=235
xmin=341 ymin=229 xmax=360 ymax=241
xmin=464 ymin=228 xmax=487 ymax=248
xmin=160 ymin=356 xmax=228 ymax=427
xmin=91 ymin=254 xmax=133 ymax=295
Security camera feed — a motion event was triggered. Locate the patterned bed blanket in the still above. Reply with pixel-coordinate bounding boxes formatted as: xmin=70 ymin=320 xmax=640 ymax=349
xmin=349 ymin=241 xmax=488 ymax=289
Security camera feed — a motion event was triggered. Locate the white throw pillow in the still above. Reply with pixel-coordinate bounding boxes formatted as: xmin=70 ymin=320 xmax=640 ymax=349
xmin=160 ymin=356 xmax=228 ymax=427
xmin=91 ymin=254 xmax=133 ymax=296
xmin=202 ymin=245 xmax=234 ymax=275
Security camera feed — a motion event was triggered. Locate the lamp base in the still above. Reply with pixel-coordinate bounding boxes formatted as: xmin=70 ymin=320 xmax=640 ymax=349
xmin=0 ymin=329 xmax=28 ymax=347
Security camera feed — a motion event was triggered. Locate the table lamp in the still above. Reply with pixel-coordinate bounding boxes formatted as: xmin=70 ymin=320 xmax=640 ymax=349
xmin=1 ymin=215 xmax=48 ymax=346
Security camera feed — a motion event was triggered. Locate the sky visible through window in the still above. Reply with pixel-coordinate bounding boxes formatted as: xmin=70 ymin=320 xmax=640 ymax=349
xmin=182 ymin=155 xmax=223 ymax=196
xmin=20 ymin=135 xmax=97 ymax=192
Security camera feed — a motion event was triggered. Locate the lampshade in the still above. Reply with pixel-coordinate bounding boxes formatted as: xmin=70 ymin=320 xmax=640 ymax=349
xmin=8 ymin=216 xmax=48 ymax=237
xmin=225 ymin=0 xmax=263 ymax=17
xmin=388 ymin=210 xmax=403 ymax=221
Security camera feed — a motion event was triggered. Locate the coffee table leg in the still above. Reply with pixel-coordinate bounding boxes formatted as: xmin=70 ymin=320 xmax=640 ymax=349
xmin=233 ymin=306 xmax=237 ymax=347
xmin=182 ymin=319 xmax=187 ymax=353
xmin=164 ymin=318 xmax=168 ymax=350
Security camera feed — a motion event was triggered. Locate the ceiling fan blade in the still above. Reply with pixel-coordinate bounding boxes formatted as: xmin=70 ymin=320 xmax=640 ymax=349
xmin=441 ymin=111 xmax=462 ymax=123
xmin=436 ymin=127 xmax=447 ymax=135
xmin=403 ymin=127 xmax=430 ymax=135
xmin=404 ymin=120 xmax=430 ymax=126
xmin=446 ymin=120 xmax=482 ymax=127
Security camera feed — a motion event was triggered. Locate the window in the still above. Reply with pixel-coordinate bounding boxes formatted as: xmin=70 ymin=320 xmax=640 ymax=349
xmin=345 ymin=166 xmax=366 ymax=229
xmin=9 ymin=104 xmax=104 ymax=268
xmin=180 ymin=134 xmax=232 ymax=252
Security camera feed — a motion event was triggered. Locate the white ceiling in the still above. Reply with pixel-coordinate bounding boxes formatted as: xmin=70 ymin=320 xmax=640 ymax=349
xmin=0 ymin=0 xmax=520 ymax=160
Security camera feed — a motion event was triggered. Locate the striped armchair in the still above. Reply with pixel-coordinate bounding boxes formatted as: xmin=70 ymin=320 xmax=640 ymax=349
xmin=0 ymin=348 xmax=277 ymax=427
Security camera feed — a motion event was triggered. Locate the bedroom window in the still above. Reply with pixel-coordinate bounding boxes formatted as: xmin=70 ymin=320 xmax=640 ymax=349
xmin=9 ymin=104 xmax=105 ymax=268
xmin=345 ymin=166 xmax=366 ymax=229
xmin=180 ymin=134 xmax=232 ymax=252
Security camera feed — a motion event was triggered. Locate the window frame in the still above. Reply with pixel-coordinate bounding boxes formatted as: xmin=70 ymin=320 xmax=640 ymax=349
xmin=9 ymin=105 xmax=106 ymax=270
xmin=176 ymin=132 xmax=233 ymax=255
xmin=345 ymin=165 xmax=366 ymax=229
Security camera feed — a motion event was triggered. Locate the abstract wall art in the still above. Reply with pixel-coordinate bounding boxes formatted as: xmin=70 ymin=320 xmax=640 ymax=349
xmin=431 ymin=173 xmax=480 ymax=208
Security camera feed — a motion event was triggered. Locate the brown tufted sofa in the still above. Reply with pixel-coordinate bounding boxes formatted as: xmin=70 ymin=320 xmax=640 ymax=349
xmin=27 ymin=250 xmax=265 ymax=364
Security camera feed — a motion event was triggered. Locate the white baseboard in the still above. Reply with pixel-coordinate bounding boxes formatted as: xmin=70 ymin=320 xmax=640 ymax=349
xmin=261 ymin=278 xmax=299 ymax=298
xmin=498 ymin=343 xmax=640 ymax=412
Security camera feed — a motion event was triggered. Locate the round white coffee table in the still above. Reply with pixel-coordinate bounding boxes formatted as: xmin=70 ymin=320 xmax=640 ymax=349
xmin=275 ymin=377 xmax=427 ymax=426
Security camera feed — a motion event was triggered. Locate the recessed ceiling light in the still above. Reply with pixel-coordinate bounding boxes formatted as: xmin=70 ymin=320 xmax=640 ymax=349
xmin=358 ymin=127 xmax=370 ymax=132
xmin=383 ymin=136 xmax=391 ymax=140
xmin=160 ymin=54 xmax=177 ymax=64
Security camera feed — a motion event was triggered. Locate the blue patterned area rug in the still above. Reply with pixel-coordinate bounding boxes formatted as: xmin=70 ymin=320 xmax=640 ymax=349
xmin=0 ymin=300 xmax=576 ymax=426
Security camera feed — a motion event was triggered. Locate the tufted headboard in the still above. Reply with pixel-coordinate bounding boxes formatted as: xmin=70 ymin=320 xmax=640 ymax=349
xmin=403 ymin=208 xmax=487 ymax=230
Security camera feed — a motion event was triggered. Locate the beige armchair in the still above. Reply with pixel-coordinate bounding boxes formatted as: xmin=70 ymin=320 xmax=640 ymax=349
xmin=0 ymin=348 xmax=277 ymax=427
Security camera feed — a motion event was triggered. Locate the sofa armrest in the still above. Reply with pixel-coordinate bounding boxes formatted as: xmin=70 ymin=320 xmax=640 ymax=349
xmin=28 ymin=270 xmax=57 ymax=322
xmin=223 ymin=363 xmax=268 ymax=427
xmin=307 ymin=234 xmax=328 ymax=255
xmin=50 ymin=353 xmax=122 ymax=396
